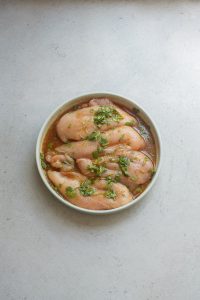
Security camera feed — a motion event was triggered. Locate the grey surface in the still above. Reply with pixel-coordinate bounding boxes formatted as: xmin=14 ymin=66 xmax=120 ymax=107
xmin=1 ymin=1 xmax=200 ymax=299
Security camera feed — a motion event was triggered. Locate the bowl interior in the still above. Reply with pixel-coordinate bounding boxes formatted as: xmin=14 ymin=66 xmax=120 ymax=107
xmin=36 ymin=93 xmax=161 ymax=215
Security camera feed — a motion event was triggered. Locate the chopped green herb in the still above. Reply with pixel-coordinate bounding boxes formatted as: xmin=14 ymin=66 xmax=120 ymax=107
xmin=94 ymin=106 xmax=123 ymax=127
xmin=40 ymin=153 xmax=47 ymax=170
xmin=114 ymin=173 xmax=121 ymax=182
xmin=87 ymin=131 xmax=101 ymax=141
xmin=89 ymin=177 xmax=96 ymax=184
xmin=105 ymin=173 xmax=121 ymax=186
xmin=47 ymin=142 xmax=53 ymax=150
xmin=79 ymin=180 xmax=95 ymax=196
xmin=88 ymin=164 xmax=106 ymax=176
xmin=87 ymin=131 xmax=108 ymax=147
xmin=151 ymin=168 xmax=156 ymax=176
xmin=99 ymin=136 xmax=108 ymax=147
xmin=131 ymin=175 xmax=138 ymax=181
xmin=143 ymin=156 xmax=149 ymax=165
xmin=105 ymin=176 xmax=115 ymax=185
xmin=65 ymin=186 xmax=77 ymax=198
xmin=105 ymin=189 xmax=116 ymax=200
xmin=118 ymin=156 xmax=130 ymax=176
xmin=92 ymin=146 xmax=104 ymax=159
xmin=125 ymin=121 xmax=135 ymax=127
xmin=93 ymin=157 xmax=103 ymax=165
xmin=92 ymin=150 xmax=99 ymax=159
xmin=135 ymin=187 xmax=143 ymax=194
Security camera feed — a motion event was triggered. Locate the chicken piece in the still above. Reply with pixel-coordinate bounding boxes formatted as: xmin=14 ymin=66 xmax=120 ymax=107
xmin=48 ymin=170 xmax=86 ymax=191
xmin=103 ymin=144 xmax=133 ymax=156
xmin=55 ymin=140 xmax=97 ymax=159
xmin=89 ymin=98 xmax=112 ymax=106
xmin=55 ymin=126 xmax=145 ymax=159
xmin=103 ymin=126 xmax=145 ymax=150
xmin=56 ymin=102 xmax=136 ymax=141
xmin=77 ymin=158 xmax=115 ymax=177
xmin=47 ymin=170 xmax=133 ymax=210
xmin=76 ymin=150 xmax=153 ymax=192
xmin=45 ymin=152 xmax=74 ymax=171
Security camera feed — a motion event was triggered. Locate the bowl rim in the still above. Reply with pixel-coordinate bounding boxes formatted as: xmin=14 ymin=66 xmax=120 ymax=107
xmin=36 ymin=92 xmax=162 ymax=215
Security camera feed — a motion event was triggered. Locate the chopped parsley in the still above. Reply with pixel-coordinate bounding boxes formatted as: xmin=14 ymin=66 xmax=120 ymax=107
xmin=105 ymin=174 xmax=121 ymax=186
xmin=99 ymin=136 xmax=108 ymax=147
xmin=151 ymin=168 xmax=156 ymax=176
xmin=47 ymin=142 xmax=53 ymax=150
xmin=131 ymin=175 xmax=138 ymax=181
xmin=93 ymin=157 xmax=103 ymax=165
xmin=105 ymin=176 xmax=115 ymax=185
xmin=88 ymin=164 xmax=106 ymax=176
xmin=65 ymin=186 xmax=77 ymax=198
xmin=135 ymin=187 xmax=143 ymax=194
xmin=87 ymin=131 xmax=108 ymax=147
xmin=87 ymin=131 xmax=108 ymax=158
xmin=92 ymin=146 xmax=104 ymax=159
xmin=40 ymin=153 xmax=47 ymax=170
xmin=114 ymin=173 xmax=121 ymax=182
xmin=125 ymin=121 xmax=135 ymax=127
xmin=105 ymin=189 xmax=116 ymax=200
xmin=143 ymin=156 xmax=149 ymax=165
xmin=79 ymin=180 xmax=95 ymax=196
xmin=87 ymin=131 xmax=101 ymax=141
xmin=118 ymin=156 xmax=130 ymax=176
xmin=94 ymin=106 xmax=123 ymax=127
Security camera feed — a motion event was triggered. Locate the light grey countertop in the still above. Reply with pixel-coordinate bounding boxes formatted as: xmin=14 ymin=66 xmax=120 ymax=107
xmin=1 ymin=1 xmax=200 ymax=299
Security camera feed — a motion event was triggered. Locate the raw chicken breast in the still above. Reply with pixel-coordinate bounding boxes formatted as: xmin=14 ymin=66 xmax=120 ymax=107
xmin=89 ymin=98 xmax=113 ymax=106
xmin=56 ymin=102 xmax=137 ymax=141
xmin=55 ymin=140 xmax=98 ymax=159
xmin=47 ymin=170 xmax=133 ymax=210
xmin=45 ymin=152 xmax=74 ymax=171
xmin=55 ymin=126 xmax=145 ymax=159
xmin=47 ymin=170 xmax=86 ymax=191
xmin=76 ymin=150 xmax=153 ymax=191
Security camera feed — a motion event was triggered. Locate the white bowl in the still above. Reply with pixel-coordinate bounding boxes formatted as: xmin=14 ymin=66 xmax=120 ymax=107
xmin=36 ymin=93 xmax=162 ymax=215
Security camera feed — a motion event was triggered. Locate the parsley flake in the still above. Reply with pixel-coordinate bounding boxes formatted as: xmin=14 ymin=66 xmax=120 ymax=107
xmin=79 ymin=180 xmax=95 ymax=196
xmin=105 ymin=189 xmax=116 ymax=200
xmin=94 ymin=106 xmax=123 ymax=127
xmin=88 ymin=164 xmax=106 ymax=177
xmin=118 ymin=156 xmax=130 ymax=176
xmin=40 ymin=153 xmax=47 ymax=170
xmin=65 ymin=186 xmax=77 ymax=198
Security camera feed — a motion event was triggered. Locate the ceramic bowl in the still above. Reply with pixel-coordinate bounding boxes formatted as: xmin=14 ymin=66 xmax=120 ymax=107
xmin=36 ymin=93 xmax=162 ymax=215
